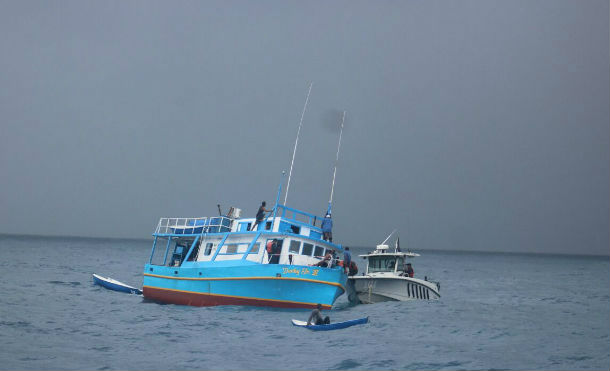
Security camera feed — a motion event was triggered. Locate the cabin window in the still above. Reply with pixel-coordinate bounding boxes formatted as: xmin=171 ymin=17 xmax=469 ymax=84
xmin=289 ymin=240 xmax=301 ymax=254
xmin=396 ymin=257 xmax=405 ymax=270
xmin=368 ymin=256 xmax=398 ymax=273
xmin=225 ymin=244 xmax=238 ymax=254
xmin=265 ymin=221 xmax=272 ymax=230
xmin=314 ymin=246 xmax=324 ymax=258
xmin=204 ymin=243 xmax=213 ymax=255
xmin=302 ymin=243 xmax=313 ymax=256
xmin=187 ymin=241 xmax=200 ymax=261
xmin=249 ymin=243 xmax=260 ymax=254
xmin=290 ymin=225 xmax=300 ymax=234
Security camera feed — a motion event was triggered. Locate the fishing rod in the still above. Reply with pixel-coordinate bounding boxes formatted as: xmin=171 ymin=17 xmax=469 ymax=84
xmin=327 ymin=110 xmax=346 ymax=215
xmin=284 ymin=82 xmax=313 ymax=205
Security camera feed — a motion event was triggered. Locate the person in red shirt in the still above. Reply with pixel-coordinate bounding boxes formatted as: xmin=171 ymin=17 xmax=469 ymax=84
xmin=405 ymin=263 xmax=414 ymax=278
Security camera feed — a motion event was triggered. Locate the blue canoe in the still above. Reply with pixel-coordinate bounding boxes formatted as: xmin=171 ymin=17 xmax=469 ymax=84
xmin=291 ymin=317 xmax=369 ymax=331
xmin=93 ymin=274 xmax=142 ymax=295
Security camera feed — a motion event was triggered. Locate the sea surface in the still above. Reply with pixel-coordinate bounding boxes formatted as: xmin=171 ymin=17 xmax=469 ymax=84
xmin=0 ymin=234 xmax=608 ymax=370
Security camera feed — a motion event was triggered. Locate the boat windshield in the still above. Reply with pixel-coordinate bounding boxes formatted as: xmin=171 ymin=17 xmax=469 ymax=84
xmin=368 ymin=256 xmax=403 ymax=273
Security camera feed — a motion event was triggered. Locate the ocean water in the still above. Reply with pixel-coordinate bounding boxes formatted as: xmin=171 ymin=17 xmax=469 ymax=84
xmin=0 ymin=234 xmax=608 ymax=370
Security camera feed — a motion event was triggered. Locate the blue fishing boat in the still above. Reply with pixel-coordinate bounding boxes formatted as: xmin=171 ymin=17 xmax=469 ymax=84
xmin=142 ymin=87 xmax=351 ymax=309
xmin=143 ymin=204 xmax=348 ymax=309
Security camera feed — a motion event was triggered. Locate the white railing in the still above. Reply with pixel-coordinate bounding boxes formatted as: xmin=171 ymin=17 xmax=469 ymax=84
xmin=154 ymin=216 xmax=233 ymax=235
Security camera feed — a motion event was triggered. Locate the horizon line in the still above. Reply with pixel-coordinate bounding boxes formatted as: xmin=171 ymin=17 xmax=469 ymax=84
xmin=1 ymin=232 xmax=608 ymax=259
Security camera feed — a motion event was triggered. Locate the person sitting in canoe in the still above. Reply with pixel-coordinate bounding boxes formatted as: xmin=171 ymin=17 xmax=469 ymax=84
xmin=307 ymin=303 xmax=330 ymax=325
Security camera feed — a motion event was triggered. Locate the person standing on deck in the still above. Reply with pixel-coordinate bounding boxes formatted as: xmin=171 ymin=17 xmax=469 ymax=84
xmin=343 ymin=247 xmax=352 ymax=274
xmin=250 ymin=201 xmax=272 ymax=231
xmin=321 ymin=213 xmax=333 ymax=242
xmin=266 ymin=240 xmax=274 ymax=263
xmin=270 ymin=239 xmax=281 ymax=264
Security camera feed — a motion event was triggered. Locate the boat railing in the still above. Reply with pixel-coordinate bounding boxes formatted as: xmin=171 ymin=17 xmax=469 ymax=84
xmin=154 ymin=216 xmax=232 ymax=235
xmin=275 ymin=205 xmax=321 ymax=227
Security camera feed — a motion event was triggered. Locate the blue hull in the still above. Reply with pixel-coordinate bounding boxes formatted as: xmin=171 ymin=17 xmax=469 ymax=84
xmin=293 ymin=317 xmax=369 ymax=331
xmin=142 ymin=263 xmax=347 ymax=309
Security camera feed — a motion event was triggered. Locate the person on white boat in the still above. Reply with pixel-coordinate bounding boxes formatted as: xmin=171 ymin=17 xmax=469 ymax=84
xmin=343 ymin=247 xmax=352 ymax=274
xmin=347 ymin=261 xmax=358 ymax=276
xmin=405 ymin=263 xmax=414 ymax=278
xmin=321 ymin=213 xmax=333 ymax=242
xmin=307 ymin=303 xmax=330 ymax=325
xmin=250 ymin=201 xmax=272 ymax=231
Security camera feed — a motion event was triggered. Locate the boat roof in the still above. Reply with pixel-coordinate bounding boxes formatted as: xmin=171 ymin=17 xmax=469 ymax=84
xmin=359 ymin=244 xmax=419 ymax=258
xmin=359 ymin=251 xmax=416 ymax=258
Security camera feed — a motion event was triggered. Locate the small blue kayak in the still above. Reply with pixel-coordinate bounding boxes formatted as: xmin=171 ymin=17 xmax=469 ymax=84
xmin=93 ymin=274 xmax=142 ymax=295
xmin=291 ymin=317 xmax=368 ymax=331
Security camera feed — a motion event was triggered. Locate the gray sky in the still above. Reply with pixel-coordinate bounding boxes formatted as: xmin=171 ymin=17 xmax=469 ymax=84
xmin=1 ymin=1 xmax=608 ymax=255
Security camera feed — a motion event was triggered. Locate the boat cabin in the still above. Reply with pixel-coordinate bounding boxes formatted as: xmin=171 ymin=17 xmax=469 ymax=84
xmin=148 ymin=204 xmax=343 ymax=268
xmin=360 ymin=244 xmax=411 ymax=275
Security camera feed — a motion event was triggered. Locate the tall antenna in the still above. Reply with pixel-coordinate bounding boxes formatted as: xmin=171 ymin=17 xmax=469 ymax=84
xmin=327 ymin=110 xmax=346 ymax=215
xmin=284 ymin=82 xmax=313 ymax=205
xmin=272 ymin=170 xmax=286 ymax=220
xmin=381 ymin=229 xmax=397 ymax=245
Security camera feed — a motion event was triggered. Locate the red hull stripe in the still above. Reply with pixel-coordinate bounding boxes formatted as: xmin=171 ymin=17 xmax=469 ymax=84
xmin=142 ymin=286 xmax=332 ymax=309
xmin=143 ymin=273 xmax=345 ymax=292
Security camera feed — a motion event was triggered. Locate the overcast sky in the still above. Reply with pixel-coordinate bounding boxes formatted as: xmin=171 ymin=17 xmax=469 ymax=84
xmin=1 ymin=1 xmax=608 ymax=255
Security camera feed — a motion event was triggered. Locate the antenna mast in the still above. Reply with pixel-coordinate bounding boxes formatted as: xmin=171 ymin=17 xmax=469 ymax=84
xmin=381 ymin=229 xmax=397 ymax=245
xmin=284 ymin=82 xmax=313 ymax=205
xmin=327 ymin=110 xmax=346 ymax=214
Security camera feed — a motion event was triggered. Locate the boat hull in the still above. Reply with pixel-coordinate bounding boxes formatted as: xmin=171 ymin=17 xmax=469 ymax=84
xmin=347 ymin=275 xmax=440 ymax=304
xmin=93 ymin=274 xmax=142 ymax=295
xmin=291 ymin=317 xmax=369 ymax=331
xmin=142 ymin=263 xmax=346 ymax=309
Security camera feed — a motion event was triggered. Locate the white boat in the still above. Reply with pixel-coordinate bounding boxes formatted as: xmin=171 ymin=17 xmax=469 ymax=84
xmin=347 ymin=234 xmax=440 ymax=304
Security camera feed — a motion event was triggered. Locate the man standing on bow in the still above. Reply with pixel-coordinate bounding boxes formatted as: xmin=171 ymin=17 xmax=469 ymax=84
xmin=321 ymin=213 xmax=333 ymax=242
